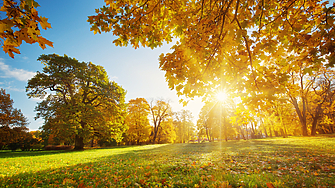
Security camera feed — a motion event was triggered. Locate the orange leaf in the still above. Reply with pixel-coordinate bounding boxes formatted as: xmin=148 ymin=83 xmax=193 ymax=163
xmin=3 ymin=45 xmax=20 ymax=58
xmin=39 ymin=16 xmax=51 ymax=30
xmin=38 ymin=36 xmax=53 ymax=49
xmin=267 ymin=183 xmax=275 ymax=188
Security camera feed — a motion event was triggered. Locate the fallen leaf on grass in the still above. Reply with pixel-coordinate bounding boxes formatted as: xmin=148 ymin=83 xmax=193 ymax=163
xmin=62 ymin=178 xmax=76 ymax=185
xmin=267 ymin=182 xmax=275 ymax=188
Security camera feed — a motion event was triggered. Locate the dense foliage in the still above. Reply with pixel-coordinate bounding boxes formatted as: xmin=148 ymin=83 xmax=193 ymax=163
xmin=88 ymin=0 xmax=335 ymax=137
xmin=0 ymin=88 xmax=42 ymax=150
xmin=26 ymin=54 xmax=127 ymax=150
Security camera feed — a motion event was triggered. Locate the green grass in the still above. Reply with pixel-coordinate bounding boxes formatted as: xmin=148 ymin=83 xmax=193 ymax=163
xmin=0 ymin=136 xmax=334 ymax=188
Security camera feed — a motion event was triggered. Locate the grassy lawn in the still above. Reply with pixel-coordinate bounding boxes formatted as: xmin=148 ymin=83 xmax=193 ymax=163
xmin=0 ymin=136 xmax=334 ymax=188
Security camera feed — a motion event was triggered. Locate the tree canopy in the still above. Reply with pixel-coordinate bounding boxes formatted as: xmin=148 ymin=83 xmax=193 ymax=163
xmin=0 ymin=88 xmax=28 ymax=128
xmin=88 ymin=0 xmax=335 ymax=100
xmin=0 ymin=88 xmax=31 ymax=150
xmin=88 ymin=0 xmax=335 ymax=137
xmin=124 ymin=98 xmax=151 ymax=145
xmin=26 ymin=54 xmax=127 ymax=150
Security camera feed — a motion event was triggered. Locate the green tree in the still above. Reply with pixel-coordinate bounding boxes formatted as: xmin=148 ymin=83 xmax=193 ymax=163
xmin=0 ymin=0 xmax=53 ymax=58
xmin=26 ymin=54 xmax=127 ymax=150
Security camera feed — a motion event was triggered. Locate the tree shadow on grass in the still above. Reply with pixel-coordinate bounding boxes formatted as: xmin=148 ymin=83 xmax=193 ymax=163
xmin=0 ymin=145 xmax=153 ymax=159
xmin=0 ymin=150 xmax=74 ymax=159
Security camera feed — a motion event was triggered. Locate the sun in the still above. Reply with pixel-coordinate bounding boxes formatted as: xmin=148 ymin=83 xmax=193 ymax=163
xmin=215 ymin=91 xmax=228 ymax=102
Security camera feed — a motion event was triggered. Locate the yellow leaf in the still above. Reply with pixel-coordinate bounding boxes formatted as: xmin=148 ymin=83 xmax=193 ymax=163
xmin=62 ymin=178 xmax=76 ymax=185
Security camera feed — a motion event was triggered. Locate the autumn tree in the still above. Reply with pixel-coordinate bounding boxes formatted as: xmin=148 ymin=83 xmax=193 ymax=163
xmin=148 ymin=99 xmax=172 ymax=144
xmin=124 ymin=98 xmax=151 ymax=145
xmin=88 ymin=0 xmax=334 ymax=103
xmin=0 ymin=88 xmax=28 ymax=128
xmin=0 ymin=0 xmax=53 ymax=58
xmin=0 ymin=88 xmax=30 ymax=150
xmin=230 ymin=105 xmax=253 ymax=140
xmin=197 ymin=101 xmax=216 ymax=142
xmin=155 ymin=116 xmax=176 ymax=144
xmin=307 ymin=68 xmax=335 ymax=135
xmin=89 ymin=1 xmax=335 ymax=138
xmin=173 ymin=109 xmax=195 ymax=143
xmin=26 ymin=54 xmax=127 ymax=150
xmin=197 ymin=100 xmax=236 ymax=142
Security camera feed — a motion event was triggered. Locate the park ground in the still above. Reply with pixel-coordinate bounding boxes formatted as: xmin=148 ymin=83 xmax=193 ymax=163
xmin=0 ymin=136 xmax=334 ymax=188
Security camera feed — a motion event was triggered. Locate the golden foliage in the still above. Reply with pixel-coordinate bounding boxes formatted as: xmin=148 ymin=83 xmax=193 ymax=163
xmin=0 ymin=0 xmax=53 ymax=58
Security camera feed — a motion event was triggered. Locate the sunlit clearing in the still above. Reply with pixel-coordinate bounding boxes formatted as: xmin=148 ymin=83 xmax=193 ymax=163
xmin=215 ymin=91 xmax=228 ymax=102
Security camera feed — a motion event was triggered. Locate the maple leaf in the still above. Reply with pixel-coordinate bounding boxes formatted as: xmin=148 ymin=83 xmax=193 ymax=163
xmin=39 ymin=16 xmax=51 ymax=30
xmin=37 ymin=36 xmax=53 ymax=49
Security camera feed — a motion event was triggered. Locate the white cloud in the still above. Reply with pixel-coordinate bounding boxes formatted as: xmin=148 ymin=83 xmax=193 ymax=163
xmin=0 ymin=60 xmax=36 ymax=81
xmin=0 ymin=85 xmax=25 ymax=92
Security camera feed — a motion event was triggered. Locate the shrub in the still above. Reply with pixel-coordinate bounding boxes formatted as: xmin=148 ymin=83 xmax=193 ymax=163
xmin=44 ymin=145 xmax=74 ymax=150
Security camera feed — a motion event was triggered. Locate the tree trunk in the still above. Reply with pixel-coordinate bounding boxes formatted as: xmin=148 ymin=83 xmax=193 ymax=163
xmin=261 ymin=118 xmax=268 ymax=138
xmin=311 ymin=117 xmax=318 ymax=136
xmin=245 ymin=124 xmax=249 ymax=139
xmin=240 ymin=126 xmax=246 ymax=140
xmin=74 ymin=135 xmax=84 ymax=150
xmin=206 ymin=127 xmax=210 ymax=142
xmin=311 ymin=105 xmax=323 ymax=136
xmin=152 ymin=127 xmax=159 ymax=144
xmin=290 ymin=96 xmax=308 ymax=136
xmin=90 ymin=138 xmax=94 ymax=147
xmin=279 ymin=114 xmax=288 ymax=138
xmin=152 ymin=132 xmax=157 ymax=144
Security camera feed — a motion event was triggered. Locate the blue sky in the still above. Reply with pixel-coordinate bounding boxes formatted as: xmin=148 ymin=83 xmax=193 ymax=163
xmin=0 ymin=0 xmax=203 ymax=130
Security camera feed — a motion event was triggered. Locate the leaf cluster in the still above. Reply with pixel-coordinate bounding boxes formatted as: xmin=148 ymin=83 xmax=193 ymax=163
xmin=0 ymin=0 xmax=53 ymax=58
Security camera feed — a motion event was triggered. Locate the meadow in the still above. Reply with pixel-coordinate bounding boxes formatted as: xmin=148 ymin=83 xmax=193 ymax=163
xmin=0 ymin=136 xmax=334 ymax=188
